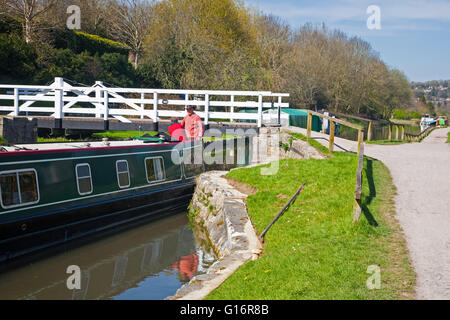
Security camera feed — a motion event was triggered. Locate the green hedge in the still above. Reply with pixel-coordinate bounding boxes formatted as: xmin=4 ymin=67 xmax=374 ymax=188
xmin=48 ymin=28 xmax=129 ymax=56
xmin=73 ymin=31 xmax=130 ymax=56
xmin=392 ymin=109 xmax=421 ymax=120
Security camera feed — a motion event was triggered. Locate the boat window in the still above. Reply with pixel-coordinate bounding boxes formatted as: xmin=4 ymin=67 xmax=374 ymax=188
xmin=116 ymin=160 xmax=130 ymax=188
xmin=0 ymin=169 xmax=39 ymax=208
xmin=145 ymin=157 xmax=165 ymax=183
xmin=76 ymin=164 xmax=93 ymax=195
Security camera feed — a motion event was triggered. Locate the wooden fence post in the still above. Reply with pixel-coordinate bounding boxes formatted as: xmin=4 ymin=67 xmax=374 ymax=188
xmin=388 ymin=124 xmax=392 ymax=140
xmin=367 ymin=121 xmax=372 ymax=141
xmin=353 ymin=143 xmax=364 ymax=223
xmin=153 ymin=91 xmax=158 ymax=122
xmin=54 ymin=77 xmax=64 ymax=120
xmin=95 ymin=81 xmax=103 ymax=118
xmin=357 ymin=129 xmax=364 ymax=157
xmin=140 ymin=93 xmax=145 ymax=119
xmin=103 ymin=89 xmax=109 ymax=121
xmin=13 ymin=88 xmax=19 ymax=116
xmin=205 ymin=93 xmax=210 ymax=126
xmin=328 ymin=121 xmax=335 ymax=153
xmin=395 ymin=125 xmax=399 ymax=140
xmin=401 ymin=126 xmax=405 ymax=140
xmin=258 ymin=94 xmax=263 ymax=128
xmin=230 ymin=95 xmax=235 ymax=123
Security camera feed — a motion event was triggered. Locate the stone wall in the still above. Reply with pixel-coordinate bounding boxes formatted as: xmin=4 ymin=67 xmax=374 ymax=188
xmin=251 ymin=126 xmax=324 ymax=165
xmin=0 ymin=116 xmax=38 ymax=144
xmin=167 ymin=171 xmax=262 ymax=300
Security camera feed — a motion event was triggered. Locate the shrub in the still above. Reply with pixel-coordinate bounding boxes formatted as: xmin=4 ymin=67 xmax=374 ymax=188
xmin=410 ymin=111 xmax=421 ymax=119
xmin=98 ymin=53 xmax=135 ymax=87
xmin=0 ymin=16 xmax=22 ymax=35
xmin=392 ymin=109 xmax=421 ymax=120
xmin=33 ymin=47 xmax=79 ymax=84
xmin=0 ymin=33 xmax=37 ymax=82
xmin=136 ymin=63 xmax=162 ymax=88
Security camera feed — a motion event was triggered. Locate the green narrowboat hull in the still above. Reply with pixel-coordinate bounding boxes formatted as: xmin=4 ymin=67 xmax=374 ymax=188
xmin=0 ymin=141 xmax=201 ymax=262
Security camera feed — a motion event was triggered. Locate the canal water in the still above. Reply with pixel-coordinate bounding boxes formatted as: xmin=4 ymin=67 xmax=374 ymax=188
xmin=0 ymin=212 xmax=216 ymax=300
xmin=337 ymin=122 xmax=421 ymax=141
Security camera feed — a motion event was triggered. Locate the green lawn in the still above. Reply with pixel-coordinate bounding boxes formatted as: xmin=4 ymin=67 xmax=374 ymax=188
xmin=447 ymin=132 xmax=450 ymax=143
xmin=206 ymin=152 xmax=415 ymax=300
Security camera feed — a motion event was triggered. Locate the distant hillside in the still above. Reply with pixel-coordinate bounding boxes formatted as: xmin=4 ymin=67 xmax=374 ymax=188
xmin=411 ymin=80 xmax=449 ymax=116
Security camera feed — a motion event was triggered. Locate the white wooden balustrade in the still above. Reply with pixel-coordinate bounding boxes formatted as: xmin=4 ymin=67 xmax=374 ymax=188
xmin=0 ymin=77 xmax=290 ymax=128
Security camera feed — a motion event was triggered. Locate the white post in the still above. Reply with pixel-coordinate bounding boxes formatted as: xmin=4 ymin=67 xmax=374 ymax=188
xmin=153 ymin=92 xmax=158 ymax=122
xmin=258 ymin=94 xmax=263 ymax=128
xmin=54 ymin=77 xmax=64 ymax=119
xmin=230 ymin=95 xmax=235 ymax=123
xmin=205 ymin=93 xmax=210 ymax=126
xmin=140 ymin=93 xmax=145 ymax=119
xmin=95 ymin=81 xmax=103 ymax=118
xmin=185 ymin=93 xmax=189 ymax=111
xmin=103 ymin=90 xmax=109 ymax=121
xmin=277 ymin=96 xmax=282 ymax=125
xmin=13 ymin=88 xmax=19 ymax=116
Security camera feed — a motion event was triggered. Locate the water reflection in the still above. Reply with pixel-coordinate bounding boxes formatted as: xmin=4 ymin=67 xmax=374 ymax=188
xmin=0 ymin=213 xmax=215 ymax=300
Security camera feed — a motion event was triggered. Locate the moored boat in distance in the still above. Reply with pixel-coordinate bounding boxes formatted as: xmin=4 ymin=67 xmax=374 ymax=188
xmin=0 ymin=139 xmax=204 ymax=262
xmin=420 ymin=114 xmax=437 ymax=132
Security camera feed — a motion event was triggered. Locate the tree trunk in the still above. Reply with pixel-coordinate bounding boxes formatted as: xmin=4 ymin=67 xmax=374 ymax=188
xmin=128 ymin=51 xmax=137 ymax=69
xmin=24 ymin=18 xmax=32 ymax=43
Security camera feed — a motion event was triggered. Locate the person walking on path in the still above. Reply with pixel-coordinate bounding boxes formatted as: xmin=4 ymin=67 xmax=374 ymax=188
xmin=182 ymin=106 xmax=204 ymax=141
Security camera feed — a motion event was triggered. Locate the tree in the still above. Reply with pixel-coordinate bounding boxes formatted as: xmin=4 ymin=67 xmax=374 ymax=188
xmin=143 ymin=0 xmax=261 ymax=90
xmin=3 ymin=0 xmax=58 ymax=43
xmin=105 ymin=0 xmax=154 ymax=68
xmin=256 ymin=14 xmax=293 ymax=92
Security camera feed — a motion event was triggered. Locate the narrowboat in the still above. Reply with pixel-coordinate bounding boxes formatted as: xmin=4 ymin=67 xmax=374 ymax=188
xmin=420 ymin=114 xmax=437 ymax=132
xmin=0 ymin=139 xmax=204 ymax=262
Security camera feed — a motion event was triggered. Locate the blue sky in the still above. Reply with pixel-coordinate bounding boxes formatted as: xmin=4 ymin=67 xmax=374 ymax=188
xmin=244 ymin=0 xmax=450 ymax=82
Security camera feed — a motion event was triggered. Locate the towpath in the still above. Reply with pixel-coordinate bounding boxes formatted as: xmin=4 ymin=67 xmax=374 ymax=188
xmin=298 ymin=127 xmax=450 ymax=299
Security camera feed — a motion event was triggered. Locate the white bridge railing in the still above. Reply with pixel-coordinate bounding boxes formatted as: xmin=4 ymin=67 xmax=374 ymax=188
xmin=0 ymin=77 xmax=289 ymax=128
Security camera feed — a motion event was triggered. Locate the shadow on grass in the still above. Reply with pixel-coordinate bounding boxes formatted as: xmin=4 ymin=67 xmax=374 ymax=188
xmin=361 ymin=158 xmax=378 ymax=227
xmin=310 ymin=136 xmax=349 ymax=152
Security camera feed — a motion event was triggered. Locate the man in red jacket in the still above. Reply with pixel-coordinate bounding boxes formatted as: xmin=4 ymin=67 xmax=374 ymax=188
xmin=181 ymin=106 xmax=204 ymax=141
xmin=168 ymin=117 xmax=186 ymax=142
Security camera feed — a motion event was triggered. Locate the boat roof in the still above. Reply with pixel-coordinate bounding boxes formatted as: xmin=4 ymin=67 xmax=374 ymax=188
xmin=0 ymin=139 xmax=177 ymax=155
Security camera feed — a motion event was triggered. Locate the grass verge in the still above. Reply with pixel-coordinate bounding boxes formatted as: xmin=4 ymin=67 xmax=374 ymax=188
xmin=447 ymin=132 xmax=450 ymax=143
xmin=365 ymin=139 xmax=410 ymax=145
xmin=206 ymin=152 xmax=415 ymax=300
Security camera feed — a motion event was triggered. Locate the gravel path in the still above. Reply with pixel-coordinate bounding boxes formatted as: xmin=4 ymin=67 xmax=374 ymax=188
xmin=299 ymin=127 xmax=450 ymax=299
xmin=364 ymin=127 xmax=450 ymax=300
